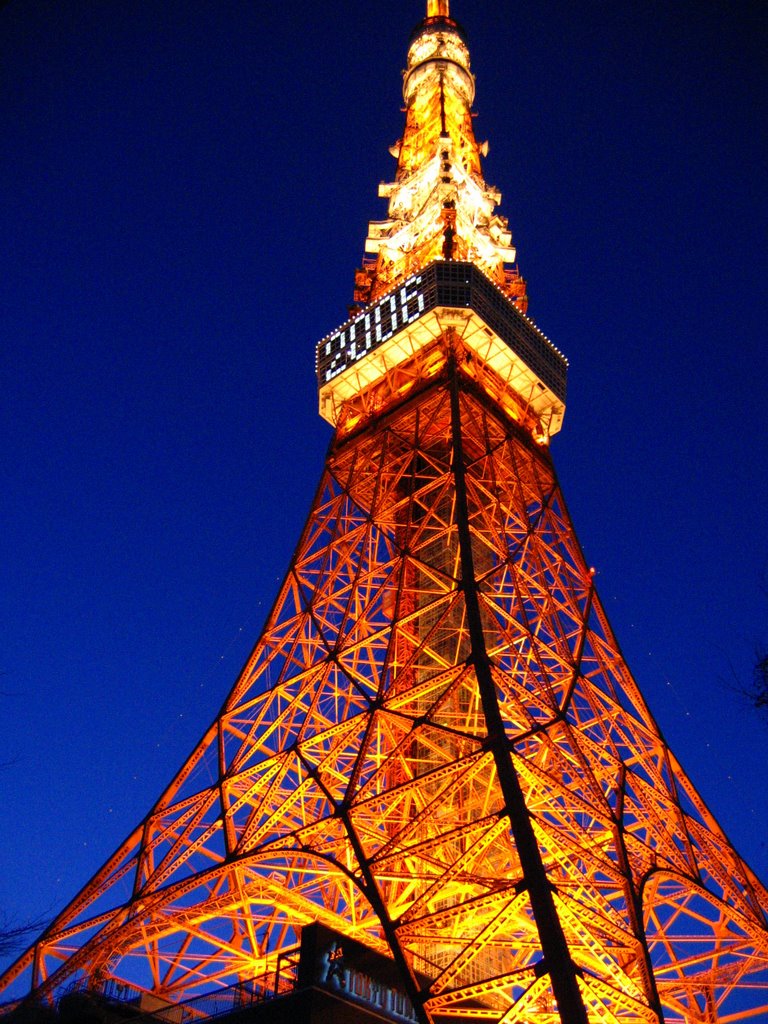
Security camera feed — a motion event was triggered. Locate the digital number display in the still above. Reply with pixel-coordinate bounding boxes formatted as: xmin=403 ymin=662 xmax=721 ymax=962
xmin=316 ymin=261 xmax=567 ymax=402
xmin=317 ymin=277 xmax=426 ymax=384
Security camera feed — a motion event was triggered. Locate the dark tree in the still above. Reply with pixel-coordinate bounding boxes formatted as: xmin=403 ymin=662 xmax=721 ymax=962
xmin=751 ymin=648 xmax=768 ymax=717
xmin=0 ymin=915 xmax=44 ymax=960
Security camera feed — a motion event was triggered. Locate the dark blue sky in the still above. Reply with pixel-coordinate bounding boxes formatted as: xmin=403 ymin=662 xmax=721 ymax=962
xmin=2 ymin=0 xmax=767 ymax=972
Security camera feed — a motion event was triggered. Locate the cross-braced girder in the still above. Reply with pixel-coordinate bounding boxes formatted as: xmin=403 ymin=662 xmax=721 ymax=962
xmin=3 ymin=366 xmax=767 ymax=1023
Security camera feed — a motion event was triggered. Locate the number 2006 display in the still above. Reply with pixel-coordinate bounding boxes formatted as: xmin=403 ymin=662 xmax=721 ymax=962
xmin=317 ymin=277 xmax=426 ymax=384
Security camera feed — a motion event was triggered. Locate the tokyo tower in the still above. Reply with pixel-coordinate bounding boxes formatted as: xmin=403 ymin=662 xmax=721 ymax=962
xmin=3 ymin=3 xmax=768 ymax=1022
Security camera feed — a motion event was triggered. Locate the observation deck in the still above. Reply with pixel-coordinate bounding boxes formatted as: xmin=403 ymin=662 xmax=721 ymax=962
xmin=316 ymin=260 xmax=567 ymax=441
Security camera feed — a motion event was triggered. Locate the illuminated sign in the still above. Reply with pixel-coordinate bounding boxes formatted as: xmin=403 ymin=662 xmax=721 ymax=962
xmin=319 ymin=941 xmax=417 ymax=1023
xmin=299 ymin=923 xmax=418 ymax=1024
xmin=316 ymin=260 xmax=567 ymax=402
xmin=318 ymin=277 xmax=427 ymax=385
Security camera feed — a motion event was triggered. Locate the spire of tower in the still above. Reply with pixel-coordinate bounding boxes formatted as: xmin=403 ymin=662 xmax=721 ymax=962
xmin=354 ymin=0 xmax=527 ymax=310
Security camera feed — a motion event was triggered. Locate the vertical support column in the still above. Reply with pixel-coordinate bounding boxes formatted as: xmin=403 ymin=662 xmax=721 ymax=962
xmin=447 ymin=361 xmax=591 ymax=1024
xmin=614 ymin=771 xmax=666 ymax=1020
xmin=427 ymin=0 xmax=451 ymax=18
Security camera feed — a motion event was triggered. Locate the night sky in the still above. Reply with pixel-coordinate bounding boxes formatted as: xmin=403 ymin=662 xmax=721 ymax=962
xmin=2 ymin=0 xmax=767 ymax=977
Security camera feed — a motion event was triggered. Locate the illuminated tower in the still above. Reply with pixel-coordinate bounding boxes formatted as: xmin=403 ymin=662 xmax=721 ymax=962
xmin=3 ymin=4 xmax=768 ymax=1023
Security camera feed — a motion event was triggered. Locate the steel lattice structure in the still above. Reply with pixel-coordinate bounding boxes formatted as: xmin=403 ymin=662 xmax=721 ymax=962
xmin=3 ymin=3 xmax=767 ymax=1023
